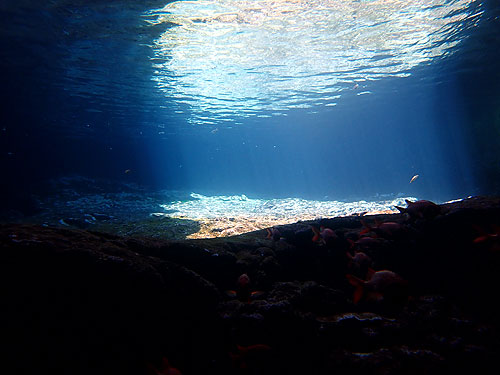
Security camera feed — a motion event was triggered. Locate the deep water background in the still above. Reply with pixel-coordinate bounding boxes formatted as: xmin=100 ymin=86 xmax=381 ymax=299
xmin=1 ymin=0 xmax=500 ymax=212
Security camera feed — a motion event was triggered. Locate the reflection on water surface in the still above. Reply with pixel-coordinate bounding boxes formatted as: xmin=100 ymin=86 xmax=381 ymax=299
xmin=145 ymin=0 xmax=481 ymax=124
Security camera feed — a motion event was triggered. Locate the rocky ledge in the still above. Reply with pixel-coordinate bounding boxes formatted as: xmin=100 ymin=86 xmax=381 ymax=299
xmin=1 ymin=196 xmax=500 ymax=375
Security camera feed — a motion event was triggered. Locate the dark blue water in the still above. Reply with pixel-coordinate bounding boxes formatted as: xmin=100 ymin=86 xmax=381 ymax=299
xmin=1 ymin=0 xmax=500 ymax=216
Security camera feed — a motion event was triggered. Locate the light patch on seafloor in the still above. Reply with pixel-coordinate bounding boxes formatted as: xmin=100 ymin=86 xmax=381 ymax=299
xmin=144 ymin=0 xmax=480 ymax=123
xmin=152 ymin=192 xmax=417 ymax=239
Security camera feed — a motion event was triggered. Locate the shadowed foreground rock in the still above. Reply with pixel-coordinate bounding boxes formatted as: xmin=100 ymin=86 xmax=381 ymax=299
xmin=1 ymin=196 xmax=500 ymax=375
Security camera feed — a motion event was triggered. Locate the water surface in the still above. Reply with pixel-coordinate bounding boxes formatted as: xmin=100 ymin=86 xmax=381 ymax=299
xmin=1 ymin=0 xmax=500 ymax=233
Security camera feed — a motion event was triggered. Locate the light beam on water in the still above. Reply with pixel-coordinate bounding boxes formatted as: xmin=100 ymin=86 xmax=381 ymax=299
xmin=144 ymin=0 xmax=481 ymax=124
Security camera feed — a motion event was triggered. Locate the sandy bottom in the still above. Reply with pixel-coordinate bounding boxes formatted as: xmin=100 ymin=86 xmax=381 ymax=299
xmin=2 ymin=177 xmax=419 ymax=240
xmin=153 ymin=193 xmax=415 ymax=238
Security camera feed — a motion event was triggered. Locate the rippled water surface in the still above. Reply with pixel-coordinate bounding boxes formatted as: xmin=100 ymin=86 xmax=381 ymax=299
xmin=145 ymin=0 xmax=482 ymax=123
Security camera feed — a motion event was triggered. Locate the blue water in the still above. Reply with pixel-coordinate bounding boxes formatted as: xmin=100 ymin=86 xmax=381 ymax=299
xmin=1 ymin=0 xmax=500 ymax=213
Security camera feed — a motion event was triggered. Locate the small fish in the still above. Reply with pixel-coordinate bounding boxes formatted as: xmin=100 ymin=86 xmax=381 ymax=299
xmin=346 ymin=250 xmax=373 ymax=277
xmin=473 ymin=225 xmax=500 ymax=243
xmin=346 ymin=269 xmax=407 ymax=304
xmin=311 ymin=226 xmax=337 ymax=245
xmin=124 ymin=169 xmax=131 ymax=174
xmin=226 ymin=273 xmax=264 ymax=302
xmin=395 ymin=199 xmax=440 ymax=220
xmin=348 ymin=236 xmax=385 ymax=250
xmin=360 ymin=220 xmax=407 ymax=239
xmin=266 ymin=227 xmax=281 ymax=241
xmin=409 ymin=174 xmax=419 ymax=183
xmin=473 ymin=224 xmax=500 ymax=252
xmin=211 ymin=128 xmax=219 ymax=134
xmin=147 ymin=357 xmax=182 ymax=375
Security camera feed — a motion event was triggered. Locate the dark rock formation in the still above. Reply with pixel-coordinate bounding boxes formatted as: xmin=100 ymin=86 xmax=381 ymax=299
xmin=1 ymin=196 xmax=500 ymax=374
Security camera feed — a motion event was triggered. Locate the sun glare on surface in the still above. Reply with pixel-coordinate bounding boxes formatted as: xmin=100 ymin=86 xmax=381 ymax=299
xmin=144 ymin=0 xmax=480 ymax=124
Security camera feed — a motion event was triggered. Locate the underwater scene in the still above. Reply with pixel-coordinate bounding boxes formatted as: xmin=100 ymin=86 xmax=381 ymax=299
xmin=1 ymin=0 xmax=500 ymax=374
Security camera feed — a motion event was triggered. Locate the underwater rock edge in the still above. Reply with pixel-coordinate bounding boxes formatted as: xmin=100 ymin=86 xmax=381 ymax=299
xmin=1 ymin=196 xmax=500 ymax=375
